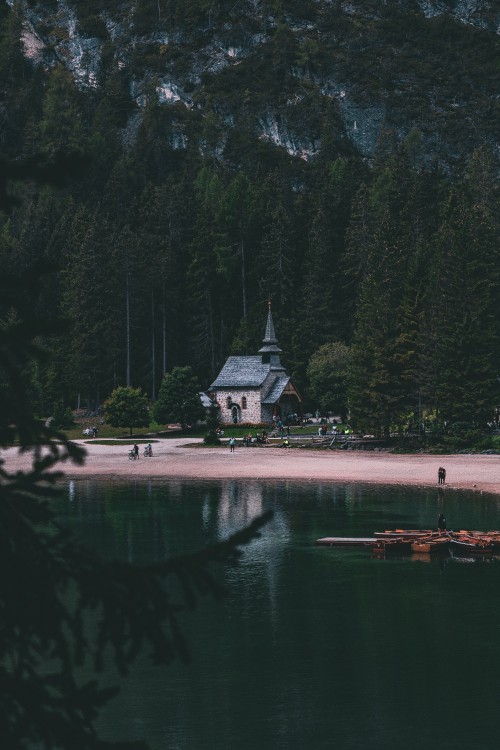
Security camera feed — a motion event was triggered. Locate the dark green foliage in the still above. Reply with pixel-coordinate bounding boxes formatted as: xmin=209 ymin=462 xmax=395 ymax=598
xmin=420 ymin=151 xmax=500 ymax=424
xmin=300 ymin=157 xmax=362 ymax=354
xmin=258 ymin=173 xmax=299 ymax=311
xmin=0 ymin=150 xmax=87 ymax=212
xmin=1 ymin=1 xmax=499 ymax=435
xmin=38 ymin=66 xmax=87 ymax=157
xmin=307 ymin=342 xmax=352 ymax=421
xmin=0 ymin=264 xmax=272 ymax=749
xmin=103 ymin=386 xmax=150 ymax=435
xmin=52 ymin=400 xmax=75 ymax=428
xmin=154 ymin=366 xmax=204 ymax=428
xmin=0 ymin=4 xmax=35 ymax=158
xmin=204 ymin=401 xmax=222 ymax=444
xmin=346 ymin=143 xmax=500 ymax=435
xmin=76 ymin=9 xmax=108 ymax=40
xmin=348 ymin=151 xmax=416 ymax=435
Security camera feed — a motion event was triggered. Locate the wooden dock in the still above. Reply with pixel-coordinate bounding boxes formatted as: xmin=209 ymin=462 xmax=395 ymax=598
xmin=316 ymin=537 xmax=377 ymax=547
xmin=316 ymin=530 xmax=432 ymax=547
xmin=316 ymin=529 xmax=500 ymax=556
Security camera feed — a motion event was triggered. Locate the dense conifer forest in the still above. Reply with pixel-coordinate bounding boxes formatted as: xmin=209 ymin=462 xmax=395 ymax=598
xmin=1 ymin=0 xmax=499 ymax=434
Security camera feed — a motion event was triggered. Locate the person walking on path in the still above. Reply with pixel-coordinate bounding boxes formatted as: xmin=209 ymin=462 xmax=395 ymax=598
xmin=229 ymin=437 xmax=236 ymax=453
xmin=134 ymin=443 xmax=139 ymax=459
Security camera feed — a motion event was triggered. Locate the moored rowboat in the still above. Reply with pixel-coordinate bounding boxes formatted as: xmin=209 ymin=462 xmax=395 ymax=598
xmin=411 ymin=534 xmax=450 ymax=554
xmin=316 ymin=528 xmax=500 ymax=557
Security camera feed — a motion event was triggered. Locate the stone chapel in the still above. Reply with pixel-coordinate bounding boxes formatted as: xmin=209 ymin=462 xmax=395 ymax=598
xmin=208 ymin=305 xmax=302 ymax=425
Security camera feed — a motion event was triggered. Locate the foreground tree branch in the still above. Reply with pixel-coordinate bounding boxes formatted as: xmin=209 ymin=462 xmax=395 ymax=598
xmin=0 ymin=266 xmax=272 ymax=749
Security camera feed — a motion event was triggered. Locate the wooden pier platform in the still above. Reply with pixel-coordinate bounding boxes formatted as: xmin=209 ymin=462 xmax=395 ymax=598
xmin=316 ymin=529 xmax=500 ymax=556
xmin=316 ymin=537 xmax=377 ymax=547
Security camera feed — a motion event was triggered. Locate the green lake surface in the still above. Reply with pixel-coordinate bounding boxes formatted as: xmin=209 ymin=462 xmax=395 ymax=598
xmin=53 ymin=479 xmax=500 ymax=750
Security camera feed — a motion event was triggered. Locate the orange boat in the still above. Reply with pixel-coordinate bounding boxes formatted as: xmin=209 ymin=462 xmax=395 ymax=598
xmin=411 ymin=534 xmax=450 ymax=554
xmin=317 ymin=529 xmax=500 ymax=557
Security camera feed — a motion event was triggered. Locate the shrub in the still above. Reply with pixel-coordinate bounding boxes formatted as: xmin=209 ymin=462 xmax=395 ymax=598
xmin=52 ymin=402 xmax=75 ymax=430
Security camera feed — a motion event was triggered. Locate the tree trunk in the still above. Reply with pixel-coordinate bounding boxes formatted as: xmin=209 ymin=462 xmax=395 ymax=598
xmin=240 ymin=239 xmax=247 ymax=321
xmin=151 ymin=289 xmax=156 ymax=399
xmin=162 ymin=287 xmax=167 ymax=376
xmin=126 ymin=271 xmax=131 ymax=387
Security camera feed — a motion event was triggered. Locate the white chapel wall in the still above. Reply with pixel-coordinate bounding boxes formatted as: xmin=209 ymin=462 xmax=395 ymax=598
xmin=216 ymin=389 xmax=263 ymax=424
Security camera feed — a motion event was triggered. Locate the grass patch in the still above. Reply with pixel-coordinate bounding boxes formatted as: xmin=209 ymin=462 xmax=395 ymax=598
xmin=65 ymin=423 xmax=186 ymax=440
xmin=85 ymin=439 xmax=160 ymax=446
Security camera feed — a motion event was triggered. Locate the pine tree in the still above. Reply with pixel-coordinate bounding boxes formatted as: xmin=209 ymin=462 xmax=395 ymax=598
xmin=258 ymin=175 xmax=297 ymax=311
xmin=186 ymin=168 xmax=234 ymax=380
xmin=154 ymin=366 xmax=203 ymax=429
xmin=348 ymin=150 xmax=421 ymax=435
xmin=0 ymin=2 xmax=34 ymax=157
xmin=0 ymin=262 xmax=271 ymax=750
xmin=421 ymin=151 xmax=500 ymax=425
xmin=301 ymin=157 xmax=360 ymax=352
xmin=38 ymin=66 xmax=87 ymax=157
xmin=216 ymin=173 xmax=261 ymax=322
xmin=59 ymin=205 xmax=124 ymax=408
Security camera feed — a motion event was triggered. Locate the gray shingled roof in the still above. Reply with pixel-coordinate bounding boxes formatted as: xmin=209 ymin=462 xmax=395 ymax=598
xmin=261 ymin=375 xmax=290 ymax=404
xmin=209 ymin=356 xmax=271 ymax=388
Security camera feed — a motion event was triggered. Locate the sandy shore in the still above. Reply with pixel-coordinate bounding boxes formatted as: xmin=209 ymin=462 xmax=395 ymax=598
xmin=2 ymin=438 xmax=499 ymax=496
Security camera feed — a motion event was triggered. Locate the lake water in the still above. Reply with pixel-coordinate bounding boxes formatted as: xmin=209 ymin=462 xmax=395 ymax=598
xmin=54 ymin=479 xmax=500 ymax=750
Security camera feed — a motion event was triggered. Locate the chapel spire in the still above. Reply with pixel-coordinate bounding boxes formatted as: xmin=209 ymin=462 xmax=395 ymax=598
xmin=258 ymin=300 xmax=282 ymax=365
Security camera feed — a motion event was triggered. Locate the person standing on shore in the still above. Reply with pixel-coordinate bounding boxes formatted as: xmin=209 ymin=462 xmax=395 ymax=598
xmin=229 ymin=437 xmax=235 ymax=453
xmin=438 ymin=513 xmax=447 ymax=533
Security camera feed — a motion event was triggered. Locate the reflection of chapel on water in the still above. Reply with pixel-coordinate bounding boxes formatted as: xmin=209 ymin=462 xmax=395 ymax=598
xmin=208 ymin=305 xmax=302 ymax=425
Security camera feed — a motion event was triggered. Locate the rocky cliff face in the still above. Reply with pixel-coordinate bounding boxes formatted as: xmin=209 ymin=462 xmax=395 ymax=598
xmin=9 ymin=0 xmax=500 ymax=166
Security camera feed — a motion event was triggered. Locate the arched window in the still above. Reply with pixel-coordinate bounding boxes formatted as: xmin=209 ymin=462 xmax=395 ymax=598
xmin=242 ymin=397 xmax=247 ymax=409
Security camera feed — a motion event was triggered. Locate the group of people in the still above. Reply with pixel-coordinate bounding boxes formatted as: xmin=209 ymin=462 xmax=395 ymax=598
xmin=438 ymin=466 xmax=446 ymax=484
xmin=131 ymin=443 xmax=153 ymax=458
xmin=241 ymin=432 xmax=269 ymax=447
xmin=228 ymin=431 xmax=273 ymax=451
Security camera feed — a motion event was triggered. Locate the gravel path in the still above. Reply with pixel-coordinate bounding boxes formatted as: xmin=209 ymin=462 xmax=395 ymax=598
xmin=2 ymin=439 xmax=499 ymax=496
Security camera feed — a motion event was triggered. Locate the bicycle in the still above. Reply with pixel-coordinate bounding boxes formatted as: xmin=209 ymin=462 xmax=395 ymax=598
xmin=128 ymin=449 xmax=137 ymax=460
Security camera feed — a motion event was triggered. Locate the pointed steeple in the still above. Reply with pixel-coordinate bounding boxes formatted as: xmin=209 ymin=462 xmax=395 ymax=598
xmin=263 ymin=299 xmax=278 ymax=345
xmin=258 ymin=300 xmax=282 ymax=366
